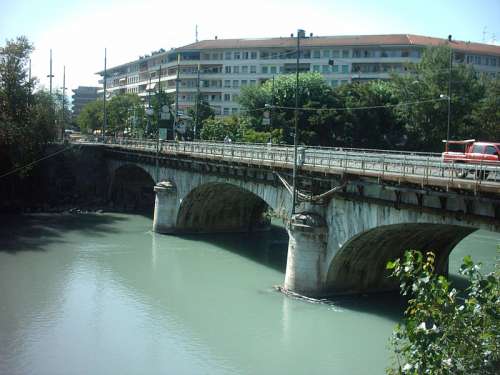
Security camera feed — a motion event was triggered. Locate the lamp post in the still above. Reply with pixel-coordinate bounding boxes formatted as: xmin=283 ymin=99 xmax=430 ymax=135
xmin=446 ymin=35 xmax=453 ymax=152
xmin=292 ymin=29 xmax=306 ymax=215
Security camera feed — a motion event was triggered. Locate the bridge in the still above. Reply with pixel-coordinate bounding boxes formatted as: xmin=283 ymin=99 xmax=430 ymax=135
xmin=76 ymin=137 xmax=500 ymax=297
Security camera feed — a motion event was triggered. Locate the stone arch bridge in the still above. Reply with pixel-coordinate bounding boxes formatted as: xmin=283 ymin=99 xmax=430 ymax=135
xmin=86 ymin=139 xmax=500 ymax=297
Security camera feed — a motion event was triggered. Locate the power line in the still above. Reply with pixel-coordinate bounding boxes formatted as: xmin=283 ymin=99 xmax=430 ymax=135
xmin=264 ymin=97 xmax=448 ymax=113
xmin=0 ymin=143 xmax=74 ymax=180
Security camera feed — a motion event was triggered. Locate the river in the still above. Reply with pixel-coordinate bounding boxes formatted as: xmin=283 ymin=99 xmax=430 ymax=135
xmin=0 ymin=213 xmax=497 ymax=375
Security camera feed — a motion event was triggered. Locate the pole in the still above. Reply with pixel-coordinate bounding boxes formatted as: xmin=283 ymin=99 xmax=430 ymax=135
xmin=103 ymin=48 xmax=107 ymax=139
xmin=271 ymin=75 xmax=275 ymax=129
xmin=47 ymin=49 xmax=54 ymax=96
xmin=148 ymin=75 xmax=152 ymax=137
xmin=292 ymin=30 xmax=302 ymax=215
xmin=62 ymin=65 xmax=66 ymax=140
xmin=156 ymin=65 xmax=161 ymax=182
xmin=446 ymin=36 xmax=452 ymax=152
xmin=175 ymin=53 xmax=180 ymax=141
xmin=195 ymin=63 xmax=200 ymax=140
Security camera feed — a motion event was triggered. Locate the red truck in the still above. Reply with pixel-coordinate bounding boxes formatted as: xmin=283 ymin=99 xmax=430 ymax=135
xmin=442 ymin=139 xmax=500 ymax=179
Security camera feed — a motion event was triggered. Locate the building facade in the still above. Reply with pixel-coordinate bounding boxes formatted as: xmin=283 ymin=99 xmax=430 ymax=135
xmin=97 ymin=34 xmax=500 ymax=116
xmin=72 ymin=86 xmax=99 ymax=119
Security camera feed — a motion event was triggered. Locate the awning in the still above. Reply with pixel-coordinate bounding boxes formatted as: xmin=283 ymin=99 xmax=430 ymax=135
xmin=146 ymin=82 xmax=157 ymax=91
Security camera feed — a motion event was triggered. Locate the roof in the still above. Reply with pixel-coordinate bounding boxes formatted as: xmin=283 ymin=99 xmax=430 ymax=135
xmin=176 ymin=34 xmax=500 ymax=56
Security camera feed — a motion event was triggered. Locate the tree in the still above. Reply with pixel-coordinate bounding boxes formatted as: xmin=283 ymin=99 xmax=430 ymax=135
xmin=391 ymin=46 xmax=491 ymax=151
xmin=238 ymin=72 xmax=340 ymax=146
xmin=386 ymin=250 xmax=499 ymax=374
xmin=77 ymin=100 xmax=102 ymax=134
xmin=200 ymin=116 xmax=244 ymax=141
xmin=187 ymin=94 xmax=215 ymax=139
xmin=0 ymin=36 xmax=58 ymax=175
xmin=107 ymin=93 xmax=143 ymax=135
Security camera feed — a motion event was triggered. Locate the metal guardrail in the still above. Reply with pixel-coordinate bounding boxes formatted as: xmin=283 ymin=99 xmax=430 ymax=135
xmin=76 ymin=136 xmax=500 ymax=189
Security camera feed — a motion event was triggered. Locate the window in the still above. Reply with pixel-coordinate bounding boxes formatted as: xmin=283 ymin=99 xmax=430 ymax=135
xmin=270 ymin=66 xmax=277 ymax=74
xmin=472 ymin=144 xmax=484 ymax=153
xmin=224 ymin=80 xmax=231 ymax=88
xmin=250 ymin=51 xmax=257 ymax=59
xmin=262 ymin=66 xmax=268 ymax=74
xmin=341 ymin=79 xmax=348 ymax=85
xmin=250 ymin=65 xmax=257 ymax=74
xmin=223 ymin=107 xmax=230 ymax=115
xmin=224 ymin=93 xmax=231 ymax=101
xmin=260 ymin=51 xmax=269 ymax=59
xmin=232 ymin=94 xmax=239 ymax=101
xmin=279 ymin=66 xmax=285 ymax=73
xmin=313 ymin=65 xmax=320 ymax=72
xmin=234 ymin=52 xmax=241 ymax=60
xmin=225 ymin=66 xmax=231 ymax=73
xmin=323 ymin=50 xmax=331 ymax=58
xmin=342 ymin=50 xmax=349 ymax=58
xmin=485 ymin=146 xmax=498 ymax=155
xmin=249 ymin=80 xmax=256 ymax=86
xmin=331 ymin=80 xmax=338 ymax=87
xmin=491 ymin=57 xmax=497 ymax=66
xmin=332 ymin=65 xmax=339 ymax=73
xmin=332 ymin=50 xmax=340 ymax=58
xmin=243 ymin=51 xmax=249 ymax=60
xmin=233 ymin=80 xmax=239 ymax=87
xmin=313 ymin=50 xmax=321 ymax=58
xmin=233 ymin=66 xmax=240 ymax=74
xmin=232 ymin=108 xmax=238 ymax=114
xmin=242 ymin=66 xmax=248 ymax=74
xmin=212 ymin=53 xmax=221 ymax=60
xmin=241 ymin=80 xmax=247 ymax=86
xmin=341 ymin=65 xmax=349 ymax=73
xmin=322 ymin=65 xmax=330 ymax=73
xmin=474 ymin=55 xmax=481 ymax=64
xmin=225 ymin=51 xmax=232 ymax=60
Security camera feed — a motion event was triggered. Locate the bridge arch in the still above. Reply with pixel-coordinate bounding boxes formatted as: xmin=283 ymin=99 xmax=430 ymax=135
xmin=324 ymin=223 xmax=476 ymax=295
xmin=176 ymin=182 xmax=271 ymax=233
xmin=109 ymin=163 xmax=155 ymax=212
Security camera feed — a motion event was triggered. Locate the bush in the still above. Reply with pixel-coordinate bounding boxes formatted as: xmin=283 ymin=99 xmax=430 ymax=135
xmin=386 ymin=250 xmax=499 ymax=374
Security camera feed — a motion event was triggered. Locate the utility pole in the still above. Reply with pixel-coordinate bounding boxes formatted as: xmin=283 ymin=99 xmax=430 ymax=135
xmin=61 ymin=65 xmax=66 ymax=140
xmin=102 ymin=48 xmax=107 ymax=140
xmin=174 ymin=53 xmax=180 ymax=141
xmin=47 ymin=49 xmax=54 ymax=96
xmin=195 ymin=63 xmax=200 ymax=140
xmin=446 ymin=35 xmax=452 ymax=151
xmin=292 ymin=29 xmax=305 ymax=215
xmin=195 ymin=24 xmax=199 ymax=42
xmin=156 ymin=64 xmax=161 ymax=182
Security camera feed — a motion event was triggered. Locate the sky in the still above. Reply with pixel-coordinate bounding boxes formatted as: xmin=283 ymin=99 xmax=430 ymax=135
xmin=1 ymin=0 xmax=499 ymax=95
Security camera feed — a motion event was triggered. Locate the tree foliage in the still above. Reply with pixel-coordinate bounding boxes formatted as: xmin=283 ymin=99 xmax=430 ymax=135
xmin=0 ymin=36 xmax=58 ymax=175
xmin=386 ymin=250 xmax=499 ymax=374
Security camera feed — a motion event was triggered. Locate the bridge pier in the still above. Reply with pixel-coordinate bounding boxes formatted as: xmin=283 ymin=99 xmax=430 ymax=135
xmin=284 ymin=213 xmax=328 ymax=297
xmin=153 ymin=181 xmax=178 ymax=234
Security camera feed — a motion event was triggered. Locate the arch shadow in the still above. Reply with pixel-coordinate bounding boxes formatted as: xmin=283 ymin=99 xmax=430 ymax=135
xmin=110 ymin=164 xmax=155 ymax=215
xmin=325 ymin=223 xmax=477 ymax=295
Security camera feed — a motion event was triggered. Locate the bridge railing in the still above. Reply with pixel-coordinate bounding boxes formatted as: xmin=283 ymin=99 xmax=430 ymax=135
xmin=76 ymin=136 xmax=500 ymax=186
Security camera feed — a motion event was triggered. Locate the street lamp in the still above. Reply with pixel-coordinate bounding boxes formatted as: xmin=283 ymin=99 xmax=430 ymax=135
xmin=292 ymin=29 xmax=307 ymax=215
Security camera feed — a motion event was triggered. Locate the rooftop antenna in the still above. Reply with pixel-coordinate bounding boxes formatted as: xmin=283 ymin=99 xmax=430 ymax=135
xmin=482 ymin=26 xmax=487 ymax=42
xmin=195 ymin=24 xmax=198 ymax=42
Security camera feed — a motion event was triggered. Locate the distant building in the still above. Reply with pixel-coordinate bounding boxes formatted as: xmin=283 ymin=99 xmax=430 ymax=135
xmin=72 ymin=86 xmax=99 ymax=119
xmin=96 ymin=34 xmax=500 ymax=116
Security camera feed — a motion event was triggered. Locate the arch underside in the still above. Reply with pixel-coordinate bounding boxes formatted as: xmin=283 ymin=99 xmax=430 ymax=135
xmin=176 ymin=183 xmax=270 ymax=233
xmin=325 ymin=223 xmax=477 ymax=295
xmin=110 ymin=164 xmax=155 ymax=212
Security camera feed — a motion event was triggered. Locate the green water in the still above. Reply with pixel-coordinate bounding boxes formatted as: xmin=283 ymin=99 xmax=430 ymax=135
xmin=0 ymin=213 xmax=498 ymax=375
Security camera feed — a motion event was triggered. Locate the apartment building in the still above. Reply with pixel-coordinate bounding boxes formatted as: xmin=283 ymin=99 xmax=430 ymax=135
xmin=72 ymin=86 xmax=99 ymax=118
xmin=97 ymin=34 xmax=500 ymax=116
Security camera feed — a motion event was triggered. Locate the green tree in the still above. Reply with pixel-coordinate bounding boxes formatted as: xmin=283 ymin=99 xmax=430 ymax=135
xmin=238 ymin=73 xmax=340 ymax=146
xmin=391 ymin=46 xmax=491 ymax=151
xmin=386 ymin=250 xmax=499 ymax=374
xmin=0 ymin=36 xmax=57 ymax=175
xmin=107 ymin=93 xmax=143 ymax=135
xmin=187 ymin=95 xmax=215 ymax=139
xmin=77 ymin=100 xmax=103 ymax=134
xmin=200 ymin=116 xmax=244 ymax=141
